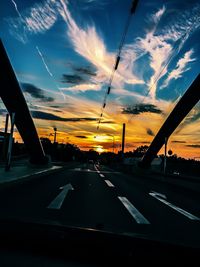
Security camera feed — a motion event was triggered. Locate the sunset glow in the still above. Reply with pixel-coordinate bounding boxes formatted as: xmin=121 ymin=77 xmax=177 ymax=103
xmin=0 ymin=0 xmax=200 ymax=159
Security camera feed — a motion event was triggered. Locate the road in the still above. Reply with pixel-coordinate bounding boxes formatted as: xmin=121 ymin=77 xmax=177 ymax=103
xmin=0 ymin=162 xmax=199 ymax=247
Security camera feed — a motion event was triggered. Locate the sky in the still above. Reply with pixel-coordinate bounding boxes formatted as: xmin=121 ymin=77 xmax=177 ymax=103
xmin=0 ymin=0 xmax=200 ymax=158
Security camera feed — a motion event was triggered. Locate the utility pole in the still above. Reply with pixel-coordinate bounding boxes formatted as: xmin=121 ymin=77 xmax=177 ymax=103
xmin=5 ymin=112 xmax=15 ymax=171
xmin=121 ymin=123 xmax=126 ymax=159
xmin=2 ymin=113 xmax=9 ymax=160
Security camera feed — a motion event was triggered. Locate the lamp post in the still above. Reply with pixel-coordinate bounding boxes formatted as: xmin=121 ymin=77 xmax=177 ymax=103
xmin=164 ymin=137 xmax=168 ymax=175
xmin=53 ymin=127 xmax=57 ymax=144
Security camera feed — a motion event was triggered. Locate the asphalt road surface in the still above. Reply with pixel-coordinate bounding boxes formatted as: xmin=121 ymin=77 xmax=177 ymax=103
xmin=0 ymin=162 xmax=199 ymax=247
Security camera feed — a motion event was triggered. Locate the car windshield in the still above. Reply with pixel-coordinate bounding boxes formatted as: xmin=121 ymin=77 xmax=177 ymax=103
xmin=0 ymin=0 xmax=200 ymax=248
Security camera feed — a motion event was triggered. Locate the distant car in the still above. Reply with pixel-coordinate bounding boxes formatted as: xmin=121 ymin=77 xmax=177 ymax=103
xmin=173 ymin=171 xmax=180 ymax=175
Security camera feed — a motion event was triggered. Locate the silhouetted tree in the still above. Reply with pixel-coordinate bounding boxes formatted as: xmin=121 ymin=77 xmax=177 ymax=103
xmin=132 ymin=145 xmax=149 ymax=157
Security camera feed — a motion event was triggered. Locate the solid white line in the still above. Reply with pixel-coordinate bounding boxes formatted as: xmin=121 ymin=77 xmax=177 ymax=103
xmin=118 ymin=197 xmax=150 ymax=224
xmin=149 ymin=191 xmax=200 ymax=221
xmin=100 ymin=173 xmax=105 ymax=178
xmin=104 ymin=180 xmax=114 ymax=187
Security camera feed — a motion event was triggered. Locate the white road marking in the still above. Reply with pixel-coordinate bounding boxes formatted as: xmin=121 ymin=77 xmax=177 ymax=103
xmin=104 ymin=180 xmax=114 ymax=187
xmin=118 ymin=197 xmax=150 ymax=224
xmin=74 ymin=168 xmax=81 ymax=171
xmin=149 ymin=191 xmax=200 ymax=221
xmin=19 ymin=166 xmax=62 ymax=179
xmin=152 ymin=192 xmax=167 ymax=199
xmin=94 ymin=165 xmax=98 ymax=171
xmin=47 ymin=184 xmax=74 ymax=210
xmin=100 ymin=173 xmax=105 ymax=178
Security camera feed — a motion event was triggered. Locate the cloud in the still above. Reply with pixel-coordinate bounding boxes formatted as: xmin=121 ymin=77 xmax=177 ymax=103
xmin=175 ymin=107 xmax=200 ymax=134
xmin=151 ymin=5 xmax=166 ymax=23
xmin=146 ymin=128 xmax=155 ymax=136
xmin=59 ymin=65 xmax=99 ymax=91
xmin=60 ymin=83 xmax=101 ymax=92
xmin=31 ymin=110 xmax=97 ymax=122
xmin=75 ymin=135 xmax=87 ymax=139
xmin=7 ymin=0 xmax=148 ymax=92
xmin=58 ymin=0 xmax=144 ymax=88
xmin=61 ymin=74 xmax=86 ymax=84
xmin=0 ymin=109 xmax=7 ymax=115
xmin=161 ymin=4 xmax=200 ymax=43
xmin=101 ymin=120 xmax=115 ymax=124
xmin=76 ymin=0 xmax=108 ymax=10
xmin=124 ymin=4 xmax=200 ymax=100
xmin=162 ymin=49 xmax=196 ymax=89
xmin=49 ymin=104 xmax=64 ymax=108
xmin=122 ymin=104 xmax=162 ymax=115
xmin=8 ymin=0 xmax=59 ymax=43
xmin=73 ymin=66 xmax=96 ymax=77
xmin=171 ymin=140 xmax=186 ymax=143
xmin=21 ymin=83 xmax=54 ymax=102
xmin=185 ymin=144 xmax=200 ymax=148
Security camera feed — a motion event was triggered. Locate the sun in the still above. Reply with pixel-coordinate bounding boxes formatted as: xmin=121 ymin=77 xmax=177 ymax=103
xmin=95 ymin=146 xmax=105 ymax=153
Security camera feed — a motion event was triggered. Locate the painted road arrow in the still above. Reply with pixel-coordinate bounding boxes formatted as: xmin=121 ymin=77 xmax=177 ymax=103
xmin=47 ymin=184 xmax=74 ymax=209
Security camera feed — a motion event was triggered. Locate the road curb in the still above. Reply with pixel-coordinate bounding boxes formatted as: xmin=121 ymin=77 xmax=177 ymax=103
xmin=0 ymin=165 xmax=65 ymax=189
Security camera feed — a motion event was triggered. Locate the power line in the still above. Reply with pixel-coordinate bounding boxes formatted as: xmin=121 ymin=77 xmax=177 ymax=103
xmin=97 ymin=0 xmax=139 ymax=130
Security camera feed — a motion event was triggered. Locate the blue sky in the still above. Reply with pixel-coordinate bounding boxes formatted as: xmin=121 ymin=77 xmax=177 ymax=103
xmin=0 ymin=0 xmax=200 ymax=157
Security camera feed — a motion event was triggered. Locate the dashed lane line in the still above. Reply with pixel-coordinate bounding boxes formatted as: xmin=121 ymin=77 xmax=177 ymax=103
xmin=118 ymin=197 xmax=150 ymax=224
xmin=104 ymin=180 xmax=115 ymax=187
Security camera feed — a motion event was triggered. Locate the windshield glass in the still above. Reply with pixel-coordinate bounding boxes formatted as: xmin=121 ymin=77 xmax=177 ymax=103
xmin=0 ymin=0 xmax=200 ymax=248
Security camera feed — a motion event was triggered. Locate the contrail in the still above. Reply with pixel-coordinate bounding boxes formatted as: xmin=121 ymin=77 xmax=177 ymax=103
xmin=11 ymin=0 xmax=24 ymax=21
xmin=36 ymin=46 xmax=66 ymax=100
xmin=10 ymin=0 xmax=65 ymax=100
xmin=36 ymin=46 xmax=53 ymax=77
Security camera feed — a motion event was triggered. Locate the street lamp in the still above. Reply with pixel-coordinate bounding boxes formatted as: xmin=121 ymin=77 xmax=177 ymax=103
xmin=53 ymin=127 xmax=57 ymax=144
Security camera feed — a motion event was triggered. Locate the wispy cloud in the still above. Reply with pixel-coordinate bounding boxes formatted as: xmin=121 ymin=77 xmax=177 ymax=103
xmin=151 ymin=5 xmax=166 ymax=23
xmin=8 ymin=0 xmax=143 ymax=91
xmin=9 ymin=0 xmax=58 ymax=43
xmin=124 ymin=4 xmax=200 ymax=100
xmin=60 ymin=83 xmax=101 ymax=92
xmin=161 ymin=49 xmax=196 ymax=89
xmin=58 ymin=0 xmax=144 ymax=88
